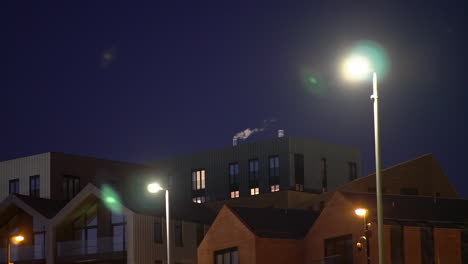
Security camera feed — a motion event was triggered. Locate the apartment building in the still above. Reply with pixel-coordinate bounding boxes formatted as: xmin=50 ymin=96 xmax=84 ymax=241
xmin=151 ymin=136 xmax=361 ymax=204
xmin=0 ymin=152 xmax=155 ymax=201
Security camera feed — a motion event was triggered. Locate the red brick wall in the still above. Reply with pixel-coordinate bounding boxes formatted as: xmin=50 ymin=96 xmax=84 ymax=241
xmin=404 ymin=226 xmax=421 ymax=264
xmin=435 ymin=228 xmax=462 ymax=264
xmin=255 ymin=237 xmax=303 ymax=264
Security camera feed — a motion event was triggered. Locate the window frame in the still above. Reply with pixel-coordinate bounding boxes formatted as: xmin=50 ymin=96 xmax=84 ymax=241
xmin=63 ymin=175 xmax=80 ymax=200
xmin=9 ymin=179 xmax=19 ymax=194
xmin=248 ymin=159 xmax=259 ymax=188
xmin=214 ymin=247 xmax=239 ymax=264
xmin=268 ymin=155 xmax=280 ymax=192
xmin=29 ymin=175 xmax=40 ymax=197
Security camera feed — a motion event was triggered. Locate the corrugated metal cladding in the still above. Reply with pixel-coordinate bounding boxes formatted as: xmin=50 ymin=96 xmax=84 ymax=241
xmin=149 ymin=136 xmax=361 ymax=203
xmin=0 ymin=152 xmax=51 ymax=201
xmin=132 ymin=213 xmax=201 ymax=264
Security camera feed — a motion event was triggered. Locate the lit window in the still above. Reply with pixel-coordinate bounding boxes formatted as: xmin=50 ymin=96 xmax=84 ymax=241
xmin=192 ymin=196 xmax=206 ymax=204
xmin=192 ymin=169 xmax=206 ymax=203
xmin=295 ymin=184 xmax=304 ymax=192
xmin=230 ymin=191 xmax=239 ymax=198
xmin=250 ymin=187 xmax=259 ymax=196
xmin=270 ymin=184 xmax=280 ymax=192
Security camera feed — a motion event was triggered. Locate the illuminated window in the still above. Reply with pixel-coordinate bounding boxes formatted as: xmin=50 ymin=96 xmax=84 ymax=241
xmin=269 ymin=156 xmax=280 ymax=192
xmin=192 ymin=169 xmax=206 ymax=203
xmin=229 ymin=163 xmax=239 ymax=198
xmin=30 ymin=175 xmax=40 ymax=198
xmin=230 ymin=191 xmax=239 ymax=198
xmin=270 ymin=184 xmax=280 ymax=192
xmin=9 ymin=179 xmax=19 ymax=194
xmin=250 ymin=187 xmax=259 ymax=196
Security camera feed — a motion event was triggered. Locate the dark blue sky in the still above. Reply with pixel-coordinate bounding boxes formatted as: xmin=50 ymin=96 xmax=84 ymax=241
xmin=2 ymin=1 xmax=467 ymax=196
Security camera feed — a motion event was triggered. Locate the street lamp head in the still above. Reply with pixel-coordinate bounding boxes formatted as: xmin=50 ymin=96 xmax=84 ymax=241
xmin=355 ymin=208 xmax=368 ymax=217
xmin=342 ymin=55 xmax=371 ymax=81
xmin=147 ymin=183 xmax=163 ymax=193
xmin=12 ymin=235 xmax=24 ymax=244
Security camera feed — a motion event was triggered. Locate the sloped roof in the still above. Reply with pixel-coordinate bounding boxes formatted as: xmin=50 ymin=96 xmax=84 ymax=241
xmin=341 ymin=192 xmax=468 ymax=224
xmin=229 ymin=206 xmax=319 ymax=239
xmin=12 ymin=194 xmax=67 ymax=218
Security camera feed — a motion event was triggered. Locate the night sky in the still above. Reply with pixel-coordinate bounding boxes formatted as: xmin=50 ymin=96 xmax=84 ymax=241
xmin=2 ymin=1 xmax=467 ymax=197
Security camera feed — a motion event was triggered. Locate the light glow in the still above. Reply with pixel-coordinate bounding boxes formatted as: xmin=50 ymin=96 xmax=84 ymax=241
xmin=355 ymin=208 xmax=367 ymax=216
xmin=147 ymin=183 xmax=163 ymax=193
xmin=12 ymin=235 xmax=24 ymax=243
xmin=342 ymin=56 xmax=371 ymax=81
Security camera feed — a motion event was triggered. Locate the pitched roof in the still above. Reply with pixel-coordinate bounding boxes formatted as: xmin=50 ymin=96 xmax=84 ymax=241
xmin=341 ymin=192 xmax=468 ymax=224
xmin=229 ymin=206 xmax=319 ymax=239
xmin=13 ymin=194 xmax=68 ymax=218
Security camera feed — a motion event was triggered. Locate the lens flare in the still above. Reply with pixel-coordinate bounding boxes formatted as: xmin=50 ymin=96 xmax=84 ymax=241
xmin=102 ymin=184 xmax=122 ymax=213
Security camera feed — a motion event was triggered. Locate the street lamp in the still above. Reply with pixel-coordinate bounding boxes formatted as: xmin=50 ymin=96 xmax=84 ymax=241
xmin=355 ymin=208 xmax=370 ymax=264
xmin=147 ymin=183 xmax=171 ymax=264
xmin=343 ymin=55 xmax=384 ymax=264
xmin=8 ymin=235 xmax=25 ymax=264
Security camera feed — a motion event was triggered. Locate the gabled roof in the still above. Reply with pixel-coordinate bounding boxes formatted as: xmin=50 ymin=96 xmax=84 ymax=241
xmin=340 ymin=192 xmax=468 ymax=224
xmin=13 ymin=194 xmax=67 ymax=218
xmin=229 ymin=206 xmax=319 ymax=239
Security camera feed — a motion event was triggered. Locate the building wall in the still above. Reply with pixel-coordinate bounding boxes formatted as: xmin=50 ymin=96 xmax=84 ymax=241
xmin=132 ymin=213 xmax=206 ymax=264
xmin=255 ymin=237 xmax=303 ymax=264
xmin=0 ymin=153 xmax=51 ymax=200
xmin=151 ymin=137 xmax=361 ymax=203
xmin=434 ymin=228 xmax=462 ymax=264
xmin=198 ymin=206 xmax=256 ymax=264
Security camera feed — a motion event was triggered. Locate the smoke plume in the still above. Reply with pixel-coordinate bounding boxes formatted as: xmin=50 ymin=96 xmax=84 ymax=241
xmin=233 ymin=119 xmax=275 ymax=145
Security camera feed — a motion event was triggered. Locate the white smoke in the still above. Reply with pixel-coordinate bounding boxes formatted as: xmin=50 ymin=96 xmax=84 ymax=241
xmin=233 ymin=119 xmax=276 ymax=145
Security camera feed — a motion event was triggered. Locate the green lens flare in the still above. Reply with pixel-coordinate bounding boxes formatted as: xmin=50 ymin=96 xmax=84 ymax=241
xmin=300 ymin=67 xmax=327 ymax=96
xmin=351 ymin=40 xmax=390 ymax=80
xmin=102 ymin=184 xmax=122 ymax=213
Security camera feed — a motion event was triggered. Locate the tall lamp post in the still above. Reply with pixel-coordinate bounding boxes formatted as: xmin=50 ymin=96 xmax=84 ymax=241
xmin=342 ymin=55 xmax=384 ymax=264
xmin=7 ymin=235 xmax=25 ymax=264
xmin=147 ymin=183 xmax=171 ymax=264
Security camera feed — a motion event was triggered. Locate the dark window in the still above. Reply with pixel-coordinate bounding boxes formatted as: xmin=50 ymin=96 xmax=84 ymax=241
xmin=462 ymin=229 xmax=468 ymax=264
xmin=391 ymin=225 xmax=404 ymax=264
xmin=348 ymin=162 xmax=358 ymax=181
xmin=229 ymin=163 xmax=239 ymax=198
xmin=196 ymin=223 xmax=204 ymax=246
xmin=248 ymin=159 xmax=259 ymax=188
xmin=400 ymin=188 xmax=418 ymax=195
xmin=421 ymin=227 xmax=434 ymax=264
xmin=112 ymin=212 xmax=126 ymax=251
xmin=321 ymin=158 xmax=327 ymax=192
xmin=63 ymin=175 xmax=80 ymax=200
xmin=214 ymin=247 xmax=239 ymax=264
xmin=72 ymin=203 xmax=98 ymax=254
xmin=294 ymin=154 xmax=304 ymax=191
xmin=324 ymin=234 xmax=353 ymax=264
xmin=30 ymin=175 xmax=40 ymax=197
xmin=154 ymin=219 xmax=163 ymax=243
xmin=9 ymin=179 xmax=19 ymax=194
xmin=269 ymin=156 xmax=280 ymax=192
xmin=175 ymin=221 xmax=183 ymax=247
xmin=192 ymin=169 xmax=206 ymax=203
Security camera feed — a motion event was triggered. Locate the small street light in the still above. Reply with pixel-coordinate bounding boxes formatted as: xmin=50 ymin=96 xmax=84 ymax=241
xmin=355 ymin=208 xmax=371 ymax=264
xmin=147 ymin=183 xmax=171 ymax=264
xmin=8 ymin=235 xmax=25 ymax=264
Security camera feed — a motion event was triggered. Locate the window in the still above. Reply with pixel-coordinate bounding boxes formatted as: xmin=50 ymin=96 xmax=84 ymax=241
xmin=192 ymin=169 xmax=206 ymax=203
xmin=33 ymin=231 xmax=45 ymax=259
xmin=215 ymin=247 xmax=239 ymax=264
xmin=348 ymin=162 xmax=357 ymax=181
xmin=30 ymin=175 xmax=40 ymax=197
xmin=420 ymin=227 xmax=434 ymax=264
xmin=154 ymin=219 xmax=163 ymax=243
xmin=9 ymin=179 xmax=19 ymax=194
xmin=248 ymin=159 xmax=259 ymax=189
xmin=112 ymin=212 xmax=126 ymax=251
xmin=400 ymin=188 xmax=418 ymax=195
xmin=196 ymin=223 xmax=204 ymax=246
xmin=325 ymin=235 xmax=353 ymax=264
xmin=269 ymin=156 xmax=280 ymax=192
xmin=294 ymin=154 xmax=304 ymax=191
xmin=391 ymin=225 xmax=404 ymax=264
xmin=321 ymin=158 xmax=327 ymax=193
xmin=175 ymin=221 xmax=183 ymax=247
xmin=73 ymin=203 xmax=98 ymax=254
xmin=250 ymin=187 xmax=259 ymax=196
xmin=63 ymin=175 xmax=80 ymax=200
xmin=229 ymin=163 xmax=239 ymax=198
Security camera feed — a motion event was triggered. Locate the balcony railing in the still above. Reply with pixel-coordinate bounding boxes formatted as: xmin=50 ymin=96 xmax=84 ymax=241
xmin=0 ymin=244 xmax=45 ymax=262
xmin=56 ymin=236 xmax=126 ymax=257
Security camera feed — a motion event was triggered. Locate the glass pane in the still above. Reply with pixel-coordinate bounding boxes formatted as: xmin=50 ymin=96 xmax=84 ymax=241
xmin=113 ymin=225 xmax=124 ymax=251
xmin=197 ymin=171 xmax=201 ymax=190
xmin=232 ymin=251 xmax=239 ymax=264
xmin=216 ymin=254 xmax=223 ymax=264
xmin=201 ymin=170 xmax=205 ymax=189
xmin=224 ymin=252 xmax=231 ymax=264
xmin=87 ymin=228 xmax=97 ymax=254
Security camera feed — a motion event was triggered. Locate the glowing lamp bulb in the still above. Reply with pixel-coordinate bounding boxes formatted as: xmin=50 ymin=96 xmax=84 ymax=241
xmin=355 ymin=208 xmax=367 ymax=216
xmin=147 ymin=183 xmax=163 ymax=193
xmin=342 ymin=56 xmax=371 ymax=80
xmin=13 ymin=235 xmax=24 ymax=243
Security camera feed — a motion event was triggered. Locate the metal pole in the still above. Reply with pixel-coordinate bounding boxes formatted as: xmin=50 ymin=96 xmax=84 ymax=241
xmin=7 ymin=239 xmax=10 ymax=264
xmin=165 ymin=189 xmax=171 ymax=264
xmin=364 ymin=214 xmax=370 ymax=264
xmin=372 ymin=72 xmax=384 ymax=264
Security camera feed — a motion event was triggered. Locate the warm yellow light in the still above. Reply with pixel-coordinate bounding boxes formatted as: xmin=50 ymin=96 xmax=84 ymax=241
xmin=355 ymin=208 xmax=367 ymax=216
xmin=12 ymin=235 xmax=24 ymax=243
xmin=342 ymin=55 xmax=371 ymax=80
xmin=147 ymin=183 xmax=163 ymax=193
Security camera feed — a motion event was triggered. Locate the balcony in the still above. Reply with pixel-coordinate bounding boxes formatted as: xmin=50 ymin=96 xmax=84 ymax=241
xmin=0 ymin=244 xmax=45 ymax=263
xmin=56 ymin=237 xmax=126 ymax=263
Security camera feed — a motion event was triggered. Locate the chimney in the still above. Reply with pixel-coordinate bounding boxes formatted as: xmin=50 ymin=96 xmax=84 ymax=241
xmin=278 ymin=129 xmax=285 ymax=138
